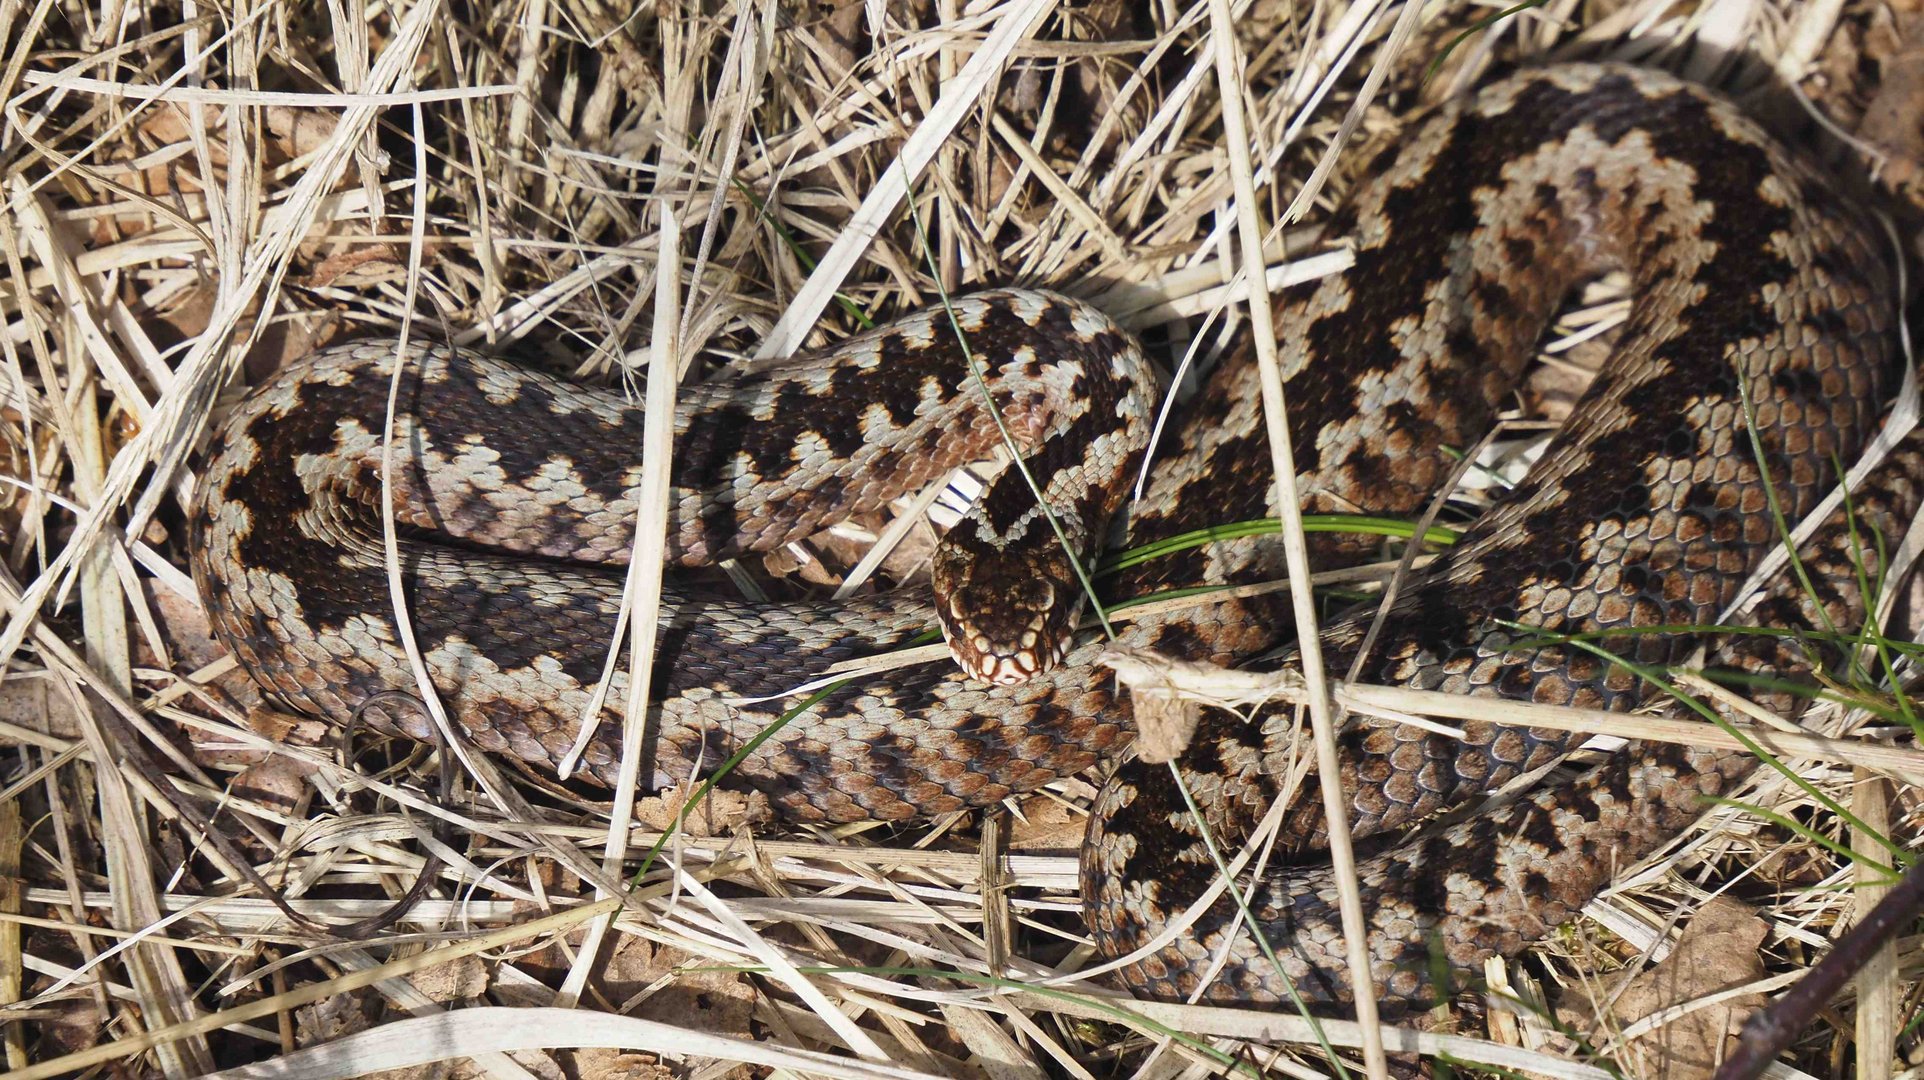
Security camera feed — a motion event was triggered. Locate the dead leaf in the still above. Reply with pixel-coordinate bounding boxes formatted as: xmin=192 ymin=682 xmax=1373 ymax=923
xmin=1559 ymin=896 xmax=1769 ymax=1079
xmin=229 ymin=755 xmax=317 ymax=814
xmin=143 ymin=281 xmax=219 ymax=345
xmin=568 ymin=1049 xmax=675 ymax=1080
xmin=245 ymin=311 xmax=343 ymax=384
xmin=633 ymin=786 xmax=768 ymax=837
xmin=296 ymin=990 xmax=373 ymax=1048
xmin=146 ymin=580 xmax=227 ymax=672
xmin=265 ymin=106 xmax=343 ymax=159
xmin=773 ymin=511 xmax=939 ymax=590
xmin=1007 ymin=793 xmax=1084 ymax=850
xmin=1860 ymin=13 xmax=1924 ymax=210
xmin=186 ymin=702 xmax=328 ymax=775
xmin=0 ymin=677 xmax=85 ymax=743
xmin=126 ymin=103 xmax=344 ymax=205
xmin=138 ymin=285 xmax=335 ymax=390
xmin=307 ymin=244 xmax=408 ymax=289
xmin=804 ymin=0 xmax=866 ymax=79
xmin=18 ymin=992 xmax=106 ymax=1057
xmin=598 ymin=935 xmax=757 ymax=1034
xmin=405 ymin=954 xmax=489 ymax=1003
xmin=498 ymin=931 xmax=757 ymax=1069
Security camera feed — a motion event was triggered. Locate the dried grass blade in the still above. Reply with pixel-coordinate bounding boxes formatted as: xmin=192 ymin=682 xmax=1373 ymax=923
xmin=752 ymin=0 xmax=1057 ymax=362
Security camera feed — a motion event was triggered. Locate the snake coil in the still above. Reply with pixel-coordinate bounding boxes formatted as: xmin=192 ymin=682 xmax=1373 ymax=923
xmin=194 ymin=64 xmax=1908 ymax=1010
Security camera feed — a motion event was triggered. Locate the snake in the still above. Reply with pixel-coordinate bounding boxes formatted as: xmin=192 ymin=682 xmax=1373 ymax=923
xmin=191 ymin=64 xmax=1911 ymax=1013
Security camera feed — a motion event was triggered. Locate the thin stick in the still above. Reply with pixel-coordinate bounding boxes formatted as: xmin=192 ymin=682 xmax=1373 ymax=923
xmin=1202 ymin=5 xmax=1388 ymax=1073
xmin=1714 ymin=858 xmax=1924 ymax=1080
xmin=552 ymin=204 xmax=684 ymax=1008
xmin=1849 ymin=775 xmax=1897 ymax=1080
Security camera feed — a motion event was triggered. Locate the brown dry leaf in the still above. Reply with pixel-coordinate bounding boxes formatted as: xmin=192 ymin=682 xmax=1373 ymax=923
xmin=130 ymin=103 xmax=339 ymax=201
xmin=138 ymin=285 xmax=333 ymax=387
xmin=569 ymin=1049 xmax=676 ymax=1080
xmin=1007 ymin=793 xmax=1084 ymax=850
xmin=248 ymin=311 xmax=345 ymax=383
xmin=405 ymin=954 xmax=489 ymax=1003
xmin=497 ymin=932 xmax=757 ymax=1067
xmin=145 ymin=285 xmax=335 ymax=381
xmin=131 ymin=105 xmax=229 ymax=198
xmin=633 ymin=786 xmax=768 ymax=837
xmin=1562 ymin=896 xmax=1769 ymax=1079
xmin=876 ymin=521 xmax=940 ymax=581
xmin=296 ymin=990 xmax=373 ymax=1048
xmin=762 ymin=542 xmax=838 ymax=587
xmin=144 ymin=280 xmax=219 ymax=346
xmin=3 ymin=411 xmax=57 ymax=535
xmin=229 ymin=754 xmax=316 ymax=814
xmin=148 ymin=592 xmax=244 ymax=757
xmin=144 ymin=579 xmax=322 ymax=776
xmin=16 ymin=992 xmax=106 ymax=1057
xmin=1860 ymin=13 xmax=1924 ymax=211
xmin=307 ymin=244 xmax=408 ymax=289
xmin=146 ymin=580 xmax=226 ymax=671
xmin=264 ymin=106 xmax=343 ymax=159
xmin=134 ymin=103 xmax=203 ymax=146
xmin=188 ymin=701 xmax=328 ymax=775
xmin=803 ymin=0 xmax=866 ymax=79
xmin=0 ymin=677 xmax=85 ymax=743
xmin=242 ymin=704 xmax=326 ymax=746
xmin=598 ymin=935 xmax=757 ymax=1035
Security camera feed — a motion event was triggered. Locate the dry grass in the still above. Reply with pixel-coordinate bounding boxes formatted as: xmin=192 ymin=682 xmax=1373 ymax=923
xmin=1 ymin=1 xmax=1919 ymax=1078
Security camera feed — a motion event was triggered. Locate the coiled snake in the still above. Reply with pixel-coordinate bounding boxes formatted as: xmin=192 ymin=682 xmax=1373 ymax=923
xmin=192 ymin=65 xmax=1912 ymax=1011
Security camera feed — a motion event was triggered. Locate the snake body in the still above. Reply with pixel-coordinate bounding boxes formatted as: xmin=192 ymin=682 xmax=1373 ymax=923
xmin=192 ymin=65 xmax=1906 ymax=1010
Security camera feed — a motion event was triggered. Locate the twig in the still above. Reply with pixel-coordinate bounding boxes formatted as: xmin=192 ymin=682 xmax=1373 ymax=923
xmin=1203 ymin=2 xmax=1388 ymax=1072
xmin=1714 ymin=857 xmax=1924 ymax=1080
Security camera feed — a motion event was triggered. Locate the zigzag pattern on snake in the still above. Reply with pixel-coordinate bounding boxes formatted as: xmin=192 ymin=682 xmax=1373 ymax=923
xmin=191 ymin=64 xmax=1906 ymax=1011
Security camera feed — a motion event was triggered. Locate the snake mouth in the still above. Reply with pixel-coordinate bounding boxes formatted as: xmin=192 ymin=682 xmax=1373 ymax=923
xmin=933 ymin=568 xmax=1086 ymax=685
xmin=949 ymin=624 xmax=1076 ymax=686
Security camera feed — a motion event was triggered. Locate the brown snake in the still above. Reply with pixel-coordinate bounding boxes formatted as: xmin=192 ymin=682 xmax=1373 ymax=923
xmin=192 ymin=64 xmax=1911 ymax=1011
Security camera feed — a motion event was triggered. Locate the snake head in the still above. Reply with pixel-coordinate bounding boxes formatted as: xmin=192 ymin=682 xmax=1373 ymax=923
xmin=930 ymin=542 xmax=1083 ymax=686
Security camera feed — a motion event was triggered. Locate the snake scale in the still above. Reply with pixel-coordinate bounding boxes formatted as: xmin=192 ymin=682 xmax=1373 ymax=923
xmin=192 ymin=64 xmax=1911 ymax=1011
